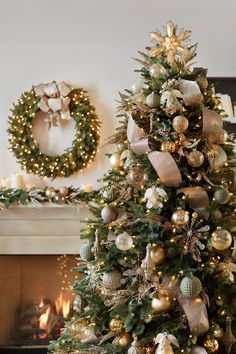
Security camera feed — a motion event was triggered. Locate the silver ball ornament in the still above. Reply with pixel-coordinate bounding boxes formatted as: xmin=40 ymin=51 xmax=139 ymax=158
xmin=131 ymin=79 xmax=147 ymax=94
xmin=102 ymin=270 xmax=122 ymax=290
xmin=213 ymin=188 xmax=231 ymax=204
xmin=180 ymin=276 xmax=202 ymax=297
xmin=115 ymin=232 xmax=133 ymax=251
xmin=101 ymin=205 xmax=118 ymax=223
xmin=80 ymin=243 xmax=94 ymax=262
xmin=146 ymin=92 xmax=160 ymax=108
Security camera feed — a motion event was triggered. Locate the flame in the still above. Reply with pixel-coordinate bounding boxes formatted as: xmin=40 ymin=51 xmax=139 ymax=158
xmin=39 ymin=307 xmax=50 ymax=330
xmin=55 ymin=292 xmax=70 ymax=318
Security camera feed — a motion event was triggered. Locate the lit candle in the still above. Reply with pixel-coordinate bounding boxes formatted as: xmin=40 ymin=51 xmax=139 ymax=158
xmin=11 ymin=174 xmax=25 ymax=189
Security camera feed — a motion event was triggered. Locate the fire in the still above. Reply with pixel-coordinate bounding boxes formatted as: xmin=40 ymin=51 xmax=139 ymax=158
xmin=55 ymin=292 xmax=70 ymax=318
xmin=39 ymin=307 xmax=50 ymax=330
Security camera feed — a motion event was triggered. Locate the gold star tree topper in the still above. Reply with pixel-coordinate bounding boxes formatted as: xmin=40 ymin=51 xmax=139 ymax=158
xmin=149 ymin=21 xmax=197 ymax=69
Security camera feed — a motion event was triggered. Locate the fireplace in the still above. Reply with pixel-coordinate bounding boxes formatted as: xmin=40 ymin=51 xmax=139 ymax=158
xmin=0 ymin=255 xmax=79 ymax=353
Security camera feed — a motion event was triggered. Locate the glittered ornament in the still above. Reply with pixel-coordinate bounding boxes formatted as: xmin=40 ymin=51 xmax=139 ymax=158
xmin=128 ymin=337 xmax=145 ymax=354
xmin=91 ymin=230 xmax=104 ymax=258
xmin=203 ymin=336 xmax=219 ymax=353
xmin=80 ymin=243 xmax=94 ymax=262
xmin=110 ymin=151 xmax=124 ymax=169
xmin=172 ymin=115 xmax=189 ymax=133
xmin=126 ymin=166 xmax=148 ymax=187
xmin=211 ymin=228 xmax=232 ymax=251
xmin=180 ymin=276 xmax=202 ymax=297
xmin=141 ymin=244 xmax=155 ymax=279
xmin=70 ymin=318 xmax=91 ymax=341
xmin=109 ymin=317 xmax=124 ymax=333
xmin=213 ymin=188 xmax=231 ymax=205
xmin=149 ymin=63 xmax=166 ymax=80
xmin=102 ymin=186 xmax=117 ymax=201
xmin=115 ymin=232 xmax=133 ymax=251
xmin=45 ymin=187 xmax=56 ymax=200
xmin=211 ymin=323 xmax=224 ymax=340
xmin=59 ymin=186 xmax=69 ymax=197
xmin=53 ymin=193 xmax=66 ymax=204
xmin=146 ymin=92 xmax=160 ymax=108
xmin=115 ymin=333 xmax=133 ymax=349
xmin=171 ymin=209 xmax=189 ymax=227
xmin=102 ymin=270 xmax=122 ymax=290
xmin=187 ymin=150 xmax=204 ymax=167
xmin=151 ymin=295 xmax=172 ymax=314
xmin=161 ymin=141 xmax=176 ymax=153
xmin=101 ymin=205 xmax=118 ymax=223
xmin=150 ymin=245 xmax=166 ymax=265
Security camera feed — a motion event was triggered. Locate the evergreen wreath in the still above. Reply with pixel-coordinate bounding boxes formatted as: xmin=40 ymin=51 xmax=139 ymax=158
xmin=8 ymin=82 xmax=100 ymax=179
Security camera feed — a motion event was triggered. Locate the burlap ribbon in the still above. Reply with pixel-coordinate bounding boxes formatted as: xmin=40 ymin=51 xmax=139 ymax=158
xmin=177 ymin=186 xmax=209 ymax=218
xmin=148 ymin=151 xmax=182 ymax=187
xmin=202 ymin=107 xmax=223 ymax=142
xmin=179 ymin=79 xmax=203 ymax=106
xmin=178 ymin=295 xmax=209 ymax=336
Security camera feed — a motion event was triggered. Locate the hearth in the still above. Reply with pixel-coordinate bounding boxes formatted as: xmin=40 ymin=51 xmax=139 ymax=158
xmin=0 ymin=255 xmax=79 ymax=353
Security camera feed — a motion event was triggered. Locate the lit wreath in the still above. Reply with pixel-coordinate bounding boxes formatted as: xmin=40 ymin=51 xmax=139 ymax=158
xmin=8 ymin=81 xmax=100 ymax=179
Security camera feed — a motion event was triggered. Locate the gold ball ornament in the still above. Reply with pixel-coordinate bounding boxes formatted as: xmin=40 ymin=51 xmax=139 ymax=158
xmin=59 ymin=186 xmax=69 ymax=197
xmin=150 ymin=245 xmax=166 ymax=265
xmin=203 ymin=336 xmax=219 ymax=353
xmin=70 ymin=318 xmax=90 ymax=341
xmin=172 ymin=115 xmax=189 ymax=133
xmin=187 ymin=150 xmax=204 ymax=167
xmin=217 ymin=129 xmax=228 ymax=144
xmin=109 ymin=318 xmax=124 ymax=333
xmin=126 ymin=166 xmax=148 ymax=187
xmin=211 ymin=228 xmax=232 ymax=251
xmin=211 ymin=324 xmax=224 ymax=340
xmin=115 ymin=333 xmax=133 ymax=349
xmin=45 ymin=187 xmax=56 ymax=200
xmin=161 ymin=141 xmax=176 ymax=153
xmin=171 ymin=209 xmax=189 ymax=227
xmin=151 ymin=295 xmax=172 ymax=314
xmin=110 ymin=151 xmax=124 ymax=169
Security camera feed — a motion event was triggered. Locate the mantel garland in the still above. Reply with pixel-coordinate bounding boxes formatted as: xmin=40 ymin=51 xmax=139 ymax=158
xmin=8 ymin=82 xmax=100 ymax=179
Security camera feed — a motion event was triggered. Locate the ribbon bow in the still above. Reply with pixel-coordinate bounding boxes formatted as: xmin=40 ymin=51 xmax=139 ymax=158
xmin=34 ymin=81 xmax=72 ymax=126
xmin=155 ymin=332 xmax=179 ymax=354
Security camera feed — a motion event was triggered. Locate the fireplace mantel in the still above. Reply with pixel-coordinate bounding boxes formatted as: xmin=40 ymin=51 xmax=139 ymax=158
xmin=0 ymin=205 xmax=90 ymax=254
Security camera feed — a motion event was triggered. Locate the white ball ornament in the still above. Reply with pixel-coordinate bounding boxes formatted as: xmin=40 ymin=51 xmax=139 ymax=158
xmin=180 ymin=276 xmax=202 ymax=297
xmin=102 ymin=270 xmax=122 ymax=290
xmin=146 ymin=92 xmax=160 ymax=108
xmin=115 ymin=232 xmax=133 ymax=251
xmin=149 ymin=63 xmax=166 ymax=79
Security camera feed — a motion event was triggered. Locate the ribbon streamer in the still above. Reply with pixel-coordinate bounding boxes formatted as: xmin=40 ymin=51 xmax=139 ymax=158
xmin=177 ymin=186 xmax=209 ymax=218
xmin=179 ymin=79 xmax=203 ymax=106
xmin=209 ymin=145 xmax=227 ymax=170
xmin=130 ymin=138 xmax=151 ymax=155
xmin=178 ymin=295 xmax=209 ymax=336
xmin=148 ymin=151 xmax=182 ymax=187
xmin=202 ymin=108 xmax=223 ymax=142
xmin=127 ymin=114 xmax=145 ymax=144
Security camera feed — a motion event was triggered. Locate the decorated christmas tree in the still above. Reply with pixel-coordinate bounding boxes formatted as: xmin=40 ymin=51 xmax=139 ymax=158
xmin=49 ymin=21 xmax=236 ymax=354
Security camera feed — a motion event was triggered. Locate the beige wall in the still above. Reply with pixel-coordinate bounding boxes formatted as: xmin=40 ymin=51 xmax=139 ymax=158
xmin=0 ymin=0 xmax=235 ymax=188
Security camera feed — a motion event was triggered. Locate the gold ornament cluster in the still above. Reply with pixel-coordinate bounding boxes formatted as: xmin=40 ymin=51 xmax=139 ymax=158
xmin=8 ymin=82 xmax=100 ymax=179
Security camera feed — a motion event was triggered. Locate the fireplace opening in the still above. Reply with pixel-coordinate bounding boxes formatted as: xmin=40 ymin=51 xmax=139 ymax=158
xmin=0 ymin=255 xmax=79 ymax=353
